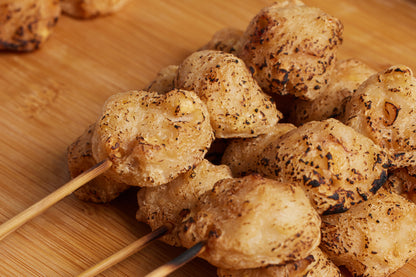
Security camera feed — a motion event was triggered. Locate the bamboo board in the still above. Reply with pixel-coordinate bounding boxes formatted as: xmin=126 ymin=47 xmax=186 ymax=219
xmin=0 ymin=0 xmax=415 ymax=276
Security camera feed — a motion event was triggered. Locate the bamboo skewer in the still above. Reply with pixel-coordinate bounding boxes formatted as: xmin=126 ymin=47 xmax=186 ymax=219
xmin=78 ymin=225 xmax=171 ymax=277
xmin=145 ymin=241 xmax=207 ymax=277
xmin=0 ymin=159 xmax=112 ymax=242
xmin=1 ymin=153 xmax=203 ymax=277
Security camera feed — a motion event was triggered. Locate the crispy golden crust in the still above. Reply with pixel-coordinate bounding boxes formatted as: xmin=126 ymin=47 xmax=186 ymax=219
xmin=136 ymin=159 xmax=232 ymax=246
xmin=174 ymin=175 xmax=321 ymax=269
xmin=146 ymin=65 xmax=179 ymax=94
xmin=221 ymin=123 xmax=296 ymax=176
xmin=342 ymin=65 xmax=416 ymax=168
xmin=199 ymin=27 xmax=244 ymax=54
xmin=0 ymin=0 xmax=61 ymax=51
xmin=67 ymin=124 xmax=130 ymax=203
xmin=176 ymin=50 xmax=282 ymax=138
xmin=217 ymin=248 xmax=341 ymax=277
xmin=321 ymin=189 xmax=416 ymax=277
xmin=92 ymin=89 xmax=214 ymax=187
xmin=257 ymin=118 xmax=389 ymax=215
xmin=237 ymin=0 xmax=343 ymax=100
xmin=289 ymin=59 xmax=376 ymax=125
xmin=60 ymin=0 xmax=131 ymax=19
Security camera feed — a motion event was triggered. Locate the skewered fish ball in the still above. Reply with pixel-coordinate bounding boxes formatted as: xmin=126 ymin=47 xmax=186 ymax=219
xmin=257 ymin=118 xmax=389 ymax=215
xmin=176 ymin=50 xmax=282 ymax=138
xmin=92 ymin=89 xmax=214 ymax=187
xmin=288 ymin=59 xmax=376 ymax=126
xmin=67 ymin=123 xmax=129 ymax=203
xmin=342 ymin=65 xmax=416 ymax=168
xmin=237 ymin=0 xmax=343 ymax=100
xmin=221 ymin=123 xmax=296 ymax=177
xmin=217 ymin=248 xmax=341 ymax=277
xmin=174 ymin=175 xmax=321 ymax=270
xmin=136 ymin=159 xmax=232 ymax=246
xmin=321 ymin=188 xmax=416 ymax=277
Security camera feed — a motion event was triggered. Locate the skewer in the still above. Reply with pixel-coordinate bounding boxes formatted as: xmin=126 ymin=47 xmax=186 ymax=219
xmin=0 ymin=159 xmax=112 ymax=241
xmin=78 ymin=225 xmax=171 ymax=277
xmin=145 ymin=241 xmax=207 ymax=277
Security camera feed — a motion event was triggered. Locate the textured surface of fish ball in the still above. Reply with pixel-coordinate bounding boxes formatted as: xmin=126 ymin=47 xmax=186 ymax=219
xmin=237 ymin=0 xmax=343 ymax=100
xmin=60 ymin=0 xmax=131 ymax=18
xmin=136 ymin=159 xmax=232 ymax=246
xmin=320 ymin=189 xmax=416 ymax=277
xmin=174 ymin=175 xmax=321 ymax=269
xmin=289 ymin=59 xmax=376 ymax=126
xmin=221 ymin=123 xmax=296 ymax=177
xmin=199 ymin=27 xmax=243 ymax=54
xmin=67 ymin=124 xmax=129 ymax=203
xmin=146 ymin=65 xmax=179 ymax=94
xmin=0 ymin=0 xmax=61 ymax=51
xmin=176 ymin=50 xmax=282 ymax=138
xmin=385 ymin=167 xmax=416 ymax=203
xmin=257 ymin=118 xmax=389 ymax=215
xmin=92 ymin=89 xmax=214 ymax=187
xmin=217 ymin=248 xmax=340 ymax=277
xmin=342 ymin=65 xmax=416 ymax=168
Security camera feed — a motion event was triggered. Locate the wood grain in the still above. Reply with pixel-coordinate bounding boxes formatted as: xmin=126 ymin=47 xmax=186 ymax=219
xmin=0 ymin=0 xmax=415 ymax=276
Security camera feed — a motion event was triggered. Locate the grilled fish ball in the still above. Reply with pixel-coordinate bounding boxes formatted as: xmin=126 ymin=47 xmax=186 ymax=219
xmin=200 ymin=27 xmax=243 ymax=54
xmin=0 ymin=0 xmax=60 ymax=51
xmin=136 ymin=159 xmax=232 ymax=246
xmin=289 ymin=59 xmax=376 ymax=126
xmin=257 ymin=118 xmax=389 ymax=215
xmin=237 ymin=0 xmax=343 ymax=100
xmin=146 ymin=65 xmax=179 ymax=94
xmin=175 ymin=175 xmax=321 ymax=270
xmin=321 ymin=189 xmax=416 ymax=277
xmin=221 ymin=123 xmax=296 ymax=177
xmin=342 ymin=65 xmax=416 ymax=168
xmin=60 ymin=0 xmax=131 ymax=19
xmin=217 ymin=248 xmax=341 ymax=277
xmin=92 ymin=89 xmax=214 ymax=187
xmin=67 ymin=124 xmax=129 ymax=203
xmin=176 ymin=50 xmax=282 ymax=138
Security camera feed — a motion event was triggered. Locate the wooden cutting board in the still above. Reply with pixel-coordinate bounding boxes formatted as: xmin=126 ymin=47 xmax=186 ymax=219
xmin=0 ymin=0 xmax=415 ymax=276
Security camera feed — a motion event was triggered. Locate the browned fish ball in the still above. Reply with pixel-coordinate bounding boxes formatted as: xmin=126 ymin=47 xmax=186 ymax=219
xmin=217 ymin=248 xmax=341 ymax=277
xmin=136 ymin=159 xmax=232 ymax=246
xmin=342 ymin=65 xmax=416 ymax=168
xmin=67 ymin=124 xmax=129 ymax=203
xmin=237 ymin=0 xmax=343 ymax=100
xmin=321 ymin=189 xmax=416 ymax=277
xmin=257 ymin=118 xmax=389 ymax=215
xmin=174 ymin=175 xmax=321 ymax=270
xmin=221 ymin=123 xmax=296 ymax=177
xmin=288 ymin=59 xmax=376 ymax=126
xmin=176 ymin=50 xmax=282 ymax=138
xmin=92 ymin=89 xmax=214 ymax=187
xmin=0 ymin=0 xmax=61 ymax=51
